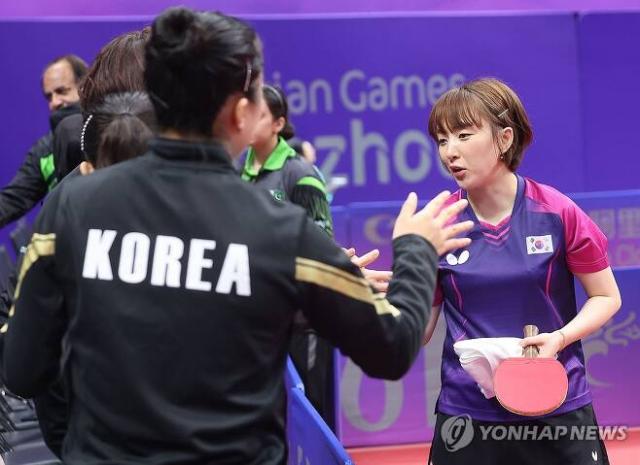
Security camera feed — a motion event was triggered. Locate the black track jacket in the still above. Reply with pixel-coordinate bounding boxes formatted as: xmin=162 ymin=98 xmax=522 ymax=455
xmin=2 ymin=137 xmax=437 ymax=465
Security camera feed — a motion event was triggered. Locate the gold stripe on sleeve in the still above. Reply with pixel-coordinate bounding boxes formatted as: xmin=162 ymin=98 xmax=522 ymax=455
xmin=295 ymin=257 xmax=400 ymax=317
xmin=373 ymin=293 xmax=401 ymax=317
xmin=0 ymin=233 xmax=56 ymax=334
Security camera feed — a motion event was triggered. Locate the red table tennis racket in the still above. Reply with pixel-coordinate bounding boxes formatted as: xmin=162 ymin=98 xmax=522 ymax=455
xmin=494 ymin=324 xmax=568 ymax=417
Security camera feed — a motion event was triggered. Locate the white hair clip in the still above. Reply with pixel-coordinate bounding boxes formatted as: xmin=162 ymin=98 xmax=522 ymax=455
xmin=80 ymin=114 xmax=94 ymax=155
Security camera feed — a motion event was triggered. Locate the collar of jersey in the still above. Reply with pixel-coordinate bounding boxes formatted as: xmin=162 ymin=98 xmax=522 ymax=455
xmin=242 ymin=137 xmax=296 ymax=179
xmin=460 ymin=174 xmax=525 ymax=230
xmin=150 ymin=137 xmax=234 ymax=166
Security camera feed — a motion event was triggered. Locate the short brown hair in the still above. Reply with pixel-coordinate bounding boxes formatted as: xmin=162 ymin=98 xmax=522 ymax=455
xmin=79 ymin=27 xmax=151 ymax=112
xmin=428 ymin=78 xmax=533 ymax=171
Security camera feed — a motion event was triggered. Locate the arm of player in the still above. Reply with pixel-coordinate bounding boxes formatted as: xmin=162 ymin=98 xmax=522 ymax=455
xmin=2 ymin=190 xmax=66 ymax=398
xmin=522 ymin=267 xmax=621 ymax=358
xmin=567 ymin=267 xmax=622 ymax=343
xmin=521 ymin=199 xmax=620 ymax=358
xmin=296 ymin=191 xmax=472 ymax=380
xmin=33 ymin=383 xmax=68 ymax=458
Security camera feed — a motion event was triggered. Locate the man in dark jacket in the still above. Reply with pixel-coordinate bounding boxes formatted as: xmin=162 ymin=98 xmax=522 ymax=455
xmin=0 ymin=55 xmax=87 ymax=228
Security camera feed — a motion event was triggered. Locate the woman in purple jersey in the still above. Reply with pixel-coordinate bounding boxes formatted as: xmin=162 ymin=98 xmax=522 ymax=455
xmin=423 ymin=78 xmax=621 ymax=465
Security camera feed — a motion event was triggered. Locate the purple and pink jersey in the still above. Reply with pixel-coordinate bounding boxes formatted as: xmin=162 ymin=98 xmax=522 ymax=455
xmin=433 ymin=175 xmax=609 ymax=421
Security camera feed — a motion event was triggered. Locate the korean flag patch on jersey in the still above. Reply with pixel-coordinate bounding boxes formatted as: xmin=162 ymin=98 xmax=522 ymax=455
xmin=526 ymin=235 xmax=553 ymax=254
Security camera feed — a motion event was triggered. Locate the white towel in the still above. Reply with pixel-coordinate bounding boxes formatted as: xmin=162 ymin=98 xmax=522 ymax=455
xmin=453 ymin=338 xmax=524 ymax=399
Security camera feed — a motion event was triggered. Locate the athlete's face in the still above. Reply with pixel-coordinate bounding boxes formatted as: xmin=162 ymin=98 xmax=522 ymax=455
xmin=250 ymin=100 xmax=283 ymax=147
xmin=436 ymin=117 xmax=511 ymax=191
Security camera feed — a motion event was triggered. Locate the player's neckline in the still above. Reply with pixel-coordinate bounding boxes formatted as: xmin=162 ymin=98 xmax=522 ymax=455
xmin=463 ymin=175 xmax=525 ymax=231
xmin=477 ymin=215 xmax=512 ymax=230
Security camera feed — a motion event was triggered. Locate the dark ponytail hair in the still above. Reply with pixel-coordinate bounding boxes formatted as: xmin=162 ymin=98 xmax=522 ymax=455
xmin=263 ymin=84 xmax=295 ymax=140
xmin=144 ymin=7 xmax=263 ymax=137
xmin=82 ymin=92 xmax=156 ymax=168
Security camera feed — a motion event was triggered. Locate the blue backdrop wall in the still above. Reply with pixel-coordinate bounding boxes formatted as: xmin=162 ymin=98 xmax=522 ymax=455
xmin=0 ymin=11 xmax=638 ymax=237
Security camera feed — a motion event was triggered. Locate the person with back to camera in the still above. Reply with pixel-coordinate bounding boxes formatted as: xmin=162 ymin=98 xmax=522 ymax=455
xmin=0 ymin=91 xmax=156 ymax=459
xmin=1 ymin=92 xmax=157 ymax=459
xmin=51 ymin=28 xmax=151 ymax=186
xmin=79 ymin=91 xmax=157 ymax=173
xmin=2 ymin=7 xmax=473 ymax=465
xmin=241 ymin=84 xmax=337 ymax=427
xmin=19 ymin=28 xmax=152 ymax=459
xmin=422 ymin=77 xmax=621 ymax=465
